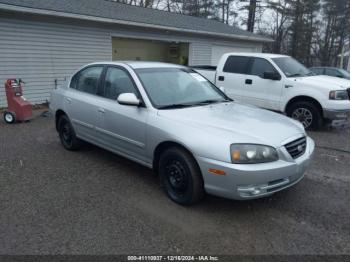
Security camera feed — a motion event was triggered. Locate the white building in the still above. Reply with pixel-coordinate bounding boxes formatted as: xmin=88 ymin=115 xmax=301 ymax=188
xmin=0 ymin=0 xmax=271 ymax=107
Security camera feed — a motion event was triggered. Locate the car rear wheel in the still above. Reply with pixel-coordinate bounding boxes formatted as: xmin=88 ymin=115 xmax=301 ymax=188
xmin=3 ymin=111 xmax=15 ymax=124
xmin=158 ymin=147 xmax=204 ymax=205
xmin=287 ymin=101 xmax=323 ymax=130
xmin=58 ymin=115 xmax=82 ymax=150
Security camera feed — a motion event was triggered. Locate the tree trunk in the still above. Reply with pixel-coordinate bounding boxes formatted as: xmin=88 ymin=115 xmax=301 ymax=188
xmin=247 ymin=0 xmax=257 ymax=32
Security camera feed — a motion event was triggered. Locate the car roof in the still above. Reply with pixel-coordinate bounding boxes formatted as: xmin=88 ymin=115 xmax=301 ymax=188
xmin=223 ymin=52 xmax=289 ymax=59
xmin=87 ymin=61 xmax=185 ymax=69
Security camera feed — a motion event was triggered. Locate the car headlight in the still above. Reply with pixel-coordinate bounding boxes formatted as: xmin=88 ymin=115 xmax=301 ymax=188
xmin=329 ymin=90 xmax=349 ymax=100
xmin=230 ymin=144 xmax=279 ymax=164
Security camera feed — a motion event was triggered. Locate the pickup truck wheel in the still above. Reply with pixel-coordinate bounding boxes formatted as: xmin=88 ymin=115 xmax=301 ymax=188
xmin=159 ymin=147 xmax=204 ymax=205
xmin=58 ymin=115 xmax=82 ymax=151
xmin=287 ymin=101 xmax=323 ymax=130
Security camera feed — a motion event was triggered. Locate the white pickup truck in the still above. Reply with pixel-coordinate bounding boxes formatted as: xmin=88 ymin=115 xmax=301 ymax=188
xmin=193 ymin=53 xmax=350 ymax=129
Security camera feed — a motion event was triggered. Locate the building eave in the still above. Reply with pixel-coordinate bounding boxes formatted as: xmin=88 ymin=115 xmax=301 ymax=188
xmin=0 ymin=3 xmax=273 ymax=43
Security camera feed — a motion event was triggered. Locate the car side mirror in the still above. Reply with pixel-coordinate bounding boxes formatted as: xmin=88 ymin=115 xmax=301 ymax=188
xmin=263 ymin=71 xmax=281 ymax=80
xmin=117 ymin=93 xmax=140 ymax=106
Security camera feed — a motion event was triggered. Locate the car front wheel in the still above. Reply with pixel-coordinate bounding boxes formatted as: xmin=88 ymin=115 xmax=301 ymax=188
xmin=159 ymin=147 xmax=204 ymax=205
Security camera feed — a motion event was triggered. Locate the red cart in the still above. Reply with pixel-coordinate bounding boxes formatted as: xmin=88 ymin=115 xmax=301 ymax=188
xmin=3 ymin=79 xmax=33 ymax=124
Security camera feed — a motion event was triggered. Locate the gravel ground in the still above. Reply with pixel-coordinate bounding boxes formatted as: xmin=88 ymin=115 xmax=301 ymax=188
xmin=0 ymin=110 xmax=349 ymax=256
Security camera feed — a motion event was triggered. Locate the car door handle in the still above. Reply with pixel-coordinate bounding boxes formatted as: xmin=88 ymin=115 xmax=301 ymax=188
xmin=245 ymin=79 xmax=253 ymax=85
xmin=98 ymin=108 xmax=106 ymax=114
xmin=218 ymin=76 xmax=225 ymax=81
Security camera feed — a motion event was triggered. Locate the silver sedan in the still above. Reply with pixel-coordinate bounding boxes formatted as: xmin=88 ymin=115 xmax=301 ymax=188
xmin=50 ymin=62 xmax=315 ymax=205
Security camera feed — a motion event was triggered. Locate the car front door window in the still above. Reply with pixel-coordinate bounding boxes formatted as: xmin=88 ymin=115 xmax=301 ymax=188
xmin=103 ymin=67 xmax=138 ymax=100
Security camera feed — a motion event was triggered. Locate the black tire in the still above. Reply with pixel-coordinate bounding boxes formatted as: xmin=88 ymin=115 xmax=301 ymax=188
xmin=3 ymin=111 xmax=16 ymax=124
xmin=158 ymin=147 xmax=204 ymax=205
xmin=287 ymin=101 xmax=323 ymax=130
xmin=57 ymin=115 xmax=82 ymax=151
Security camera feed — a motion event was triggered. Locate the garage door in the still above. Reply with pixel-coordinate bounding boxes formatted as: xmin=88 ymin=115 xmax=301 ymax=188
xmin=112 ymin=37 xmax=189 ymax=65
xmin=211 ymin=45 xmax=258 ymax=66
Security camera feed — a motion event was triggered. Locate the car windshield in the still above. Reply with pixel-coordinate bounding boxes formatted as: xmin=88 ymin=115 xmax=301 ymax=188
xmin=339 ymin=68 xmax=350 ymax=78
xmin=136 ymin=68 xmax=231 ymax=109
xmin=272 ymin=57 xmax=313 ymax=77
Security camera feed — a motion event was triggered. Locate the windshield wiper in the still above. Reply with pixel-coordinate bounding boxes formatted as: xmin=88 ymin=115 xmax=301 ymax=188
xmin=192 ymin=99 xmax=231 ymax=106
xmin=158 ymin=103 xmax=194 ymax=110
xmin=288 ymin=73 xmax=303 ymax=77
xmin=158 ymin=99 xmax=231 ymax=109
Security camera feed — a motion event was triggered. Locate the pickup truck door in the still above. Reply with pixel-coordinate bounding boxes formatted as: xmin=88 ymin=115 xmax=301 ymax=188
xmin=94 ymin=66 xmax=148 ymax=164
xmin=215 ymin=56 xmax=251 ymax=101
xmin=240 ymin=58 xmax=282 ymax=110
xmin=64 ymin=66 xmax=104 ymax=142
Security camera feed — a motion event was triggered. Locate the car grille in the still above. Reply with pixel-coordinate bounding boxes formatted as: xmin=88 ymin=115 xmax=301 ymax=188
xmin=347 ymin=88 xmax=350 ymax=100
xmin=285 ymin=137 xmax=307 ymax=159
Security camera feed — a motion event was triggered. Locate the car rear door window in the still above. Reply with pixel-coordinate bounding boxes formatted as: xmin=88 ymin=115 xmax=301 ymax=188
xmin=103 ymin=67 xmax=138 ymax=100
xmin=250 ymin=58 xmax=278 ymax=78
xmin=223 ymin=56 xmax=250 ymax=74
xmin=72 ymin=66 xmax=103 ymax=95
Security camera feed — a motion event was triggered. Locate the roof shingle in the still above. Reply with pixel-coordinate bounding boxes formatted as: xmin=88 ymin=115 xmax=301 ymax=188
xmin=0 ymin=0 xmax=271 ymax=42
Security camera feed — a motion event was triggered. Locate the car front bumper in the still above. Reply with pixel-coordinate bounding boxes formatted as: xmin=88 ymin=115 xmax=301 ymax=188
xmin=196 ymin=137 xmax=315 ymax=200
xmin=323 ymin=108 xmax=350 ymax=121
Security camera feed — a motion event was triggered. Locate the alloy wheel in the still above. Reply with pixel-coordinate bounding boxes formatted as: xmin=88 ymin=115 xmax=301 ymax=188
xmin=292 ymin=108 xmax=313 ymax=128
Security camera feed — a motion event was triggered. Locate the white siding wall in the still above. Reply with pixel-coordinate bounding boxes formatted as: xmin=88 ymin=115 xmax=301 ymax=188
xmin=189 ymin=42 xmax=212 ymax=66
xmin=211 ymin=43 xmax=262 ymax=65
xmin=0 ymin=15 xmax=264 ymax=107
xmin=0 ymin=18 xmax=112 ymax=107
xmin=189 ymin=41 xmax=262 ymax=66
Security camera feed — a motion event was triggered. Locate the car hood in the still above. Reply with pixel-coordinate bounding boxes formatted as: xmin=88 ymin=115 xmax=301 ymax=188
xmin=292 ymin=75 xmax=350 ymax=89
xmin=157 ymin=102 xmax=305 ymax=147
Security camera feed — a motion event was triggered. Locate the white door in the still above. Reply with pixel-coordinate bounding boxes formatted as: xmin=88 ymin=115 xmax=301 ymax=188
xmin=211 ymin=45 xmax=256 ymax=66
xmin=215 ymin=55 xmax=251 ymax=101
xmin=240 ymin=57 xmax=283 ymax=110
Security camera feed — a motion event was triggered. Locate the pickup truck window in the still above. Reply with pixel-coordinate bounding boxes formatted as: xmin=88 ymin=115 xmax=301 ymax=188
xmin=223 ymin=56 xmax=250 ymax=74
xmin=339 ymin=69 xmax=350 ymax=78
xmin=310 ymin=68 xmax=324 ymax=75
xmin=325 ymin=68 xmax=343 ymax=78
xmin=136 ymin=68 xmax=229 ymax=109
xmin=250 ymin=58 xmax=278 ymax=78
xmin=272 ymin=57 xmax=312 ymax=78
xmin=103 ymin=67 xmax=138 ymax=100
xmin=71 ymin=66 xmax=103 ymax=95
